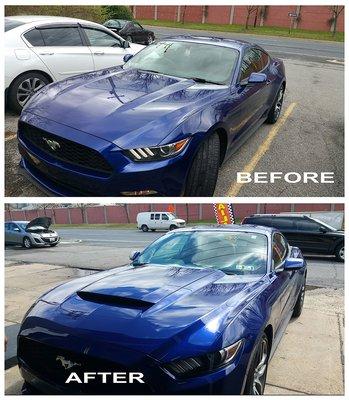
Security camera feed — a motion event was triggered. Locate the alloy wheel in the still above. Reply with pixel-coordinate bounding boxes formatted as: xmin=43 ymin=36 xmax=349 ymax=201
xmin=23 ymin=237 xmax=31 ymax=249
xmin=339 ymin=246 xmax=344 ymax=261
xmin=253 ymin=338 xmax=268 ymax=395
xmin=274 ymin=88 xmax=284 ymax=120
xmin=17 ymin=77 xmax=46 ymax=107
xmin=147 ymin=35 xmax=154 ymax=45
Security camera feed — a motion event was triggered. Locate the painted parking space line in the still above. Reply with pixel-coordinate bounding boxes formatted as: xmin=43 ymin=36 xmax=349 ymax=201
xmin=227 ymin=102 xmax=297 ymax=197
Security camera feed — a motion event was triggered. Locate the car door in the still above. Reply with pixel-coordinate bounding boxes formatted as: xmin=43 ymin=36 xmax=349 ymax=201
xmin=7 ymin=223 xmax=23 ymax=245
xmin=82 ymin=26 xmax=127 ymax=70
xmin=132 ymin=22 xmax=146 ymax=43
xmin=292 ymin=218 xmax=333 ymax=254
xmin=25 ymin=25 xmax=95 ymax=80
xmin=228 ymin=48 xmax=273 ymax=144
xmin=270 ymin=233 xmax=297 ymax=340
xmin=154 ymin=213 xmax=161 ymax=229
xmin=161 ymin=213 xmax=170 ymax=229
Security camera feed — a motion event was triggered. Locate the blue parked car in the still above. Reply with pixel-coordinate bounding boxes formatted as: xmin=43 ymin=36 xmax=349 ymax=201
xmin=18 ymin=36 xmax=286 ymax=197
xmin=18 ymin=225 xmax=306 ymax=395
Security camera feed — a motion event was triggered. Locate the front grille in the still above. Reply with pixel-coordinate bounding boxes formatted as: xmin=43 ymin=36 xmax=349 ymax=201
xmin=18 ymin=337 xmax=152 ymax=394
xmin=19 ymin=122 xmax=113 ymax=176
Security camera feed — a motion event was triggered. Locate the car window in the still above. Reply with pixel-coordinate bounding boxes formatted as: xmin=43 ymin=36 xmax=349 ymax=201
xmin=84 ymin=28 xmax=121 ymax=47
xmin=272 ymin=233 xmax=288 ymax=268
xmin=162 ymin=214 xmax=169 ymax=220
xmin=23 ymin=29 xmax=45 ymax=46
xmin=270 ymin=217 xmax=294 ymax=229
xmin=39 ymin=27 xmax=83 ymax=46
xmin=150 ymin=214 xmax=154 ymax=220
xmin=240 ymin=48 xmax=265 ymax=81
xmin=259 ymin=50 xmax=270 ymax=70
xmin=133 ymin=22 xmax=143 ymax=30
xmin=295 ymin=219 xmax=321 ymax=232
xmin=5 ymin=223 xmax=9 ymax=230
xmin=155 ymin=213 xmax=160 ymax=220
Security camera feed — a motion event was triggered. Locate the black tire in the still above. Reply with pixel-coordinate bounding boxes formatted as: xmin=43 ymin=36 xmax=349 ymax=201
xmin=292 ymin=277 xmax=306 ymax=318
xmin=244 ymin=333 xmax=269 ymax=395
xmin=169 ymin=225 xmax=177 ymax=231
xmin=151 ymin=229 xmax=156 ymax=232
xmin=335 ymin=243 xmax=344 ymax=262
xmin=141 ymin=224 xmax=149 ymax=232
xmin=22 ymin=237 xmax=32 ymax=249
xmin=126 ymin=35 xmax=133 ymax=43
xmin=266 ymin=84 xmax=285 ymax=124
xmin=8 ymin=71 xmax=50 ymax=114
xmin=184 ymin=133 xmax=220 ymax=196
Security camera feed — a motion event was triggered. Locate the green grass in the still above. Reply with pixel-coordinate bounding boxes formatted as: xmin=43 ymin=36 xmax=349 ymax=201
xmin=139 ymin=19 xmax=344 ymax=42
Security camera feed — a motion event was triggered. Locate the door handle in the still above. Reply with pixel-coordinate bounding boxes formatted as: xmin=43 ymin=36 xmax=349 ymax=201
xmin=94 ymin=51 xmax=105 ymax=55
xmin=39 ymin=52 xmax=54 ymax=55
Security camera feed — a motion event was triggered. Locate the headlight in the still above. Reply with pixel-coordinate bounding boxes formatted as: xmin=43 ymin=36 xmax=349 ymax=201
xmin=124 ymin=138 xmax=190 ymax=162
xmin=163 ymin=339 xmax=243 ymax=379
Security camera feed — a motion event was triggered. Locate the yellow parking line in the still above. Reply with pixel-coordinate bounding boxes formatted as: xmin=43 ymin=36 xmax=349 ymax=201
xmin=5 ymin=133 xmax=17 ymax=142
xmin=227 ymin=102 xmax=297 ymax=197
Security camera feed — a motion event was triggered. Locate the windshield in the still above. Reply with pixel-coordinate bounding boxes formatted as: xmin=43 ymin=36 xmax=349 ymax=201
xmin=124 ymin=41 xmax=239 ymax=85
xmin=105 ymin=19 xmax=127 ymax=29
xmin=133 ymin=230 xmax=268 ymax=276
xmin=310 ymin=217 xmax=336 ymax=231
xmin=5 ymin=19 xmax=25 ymax=32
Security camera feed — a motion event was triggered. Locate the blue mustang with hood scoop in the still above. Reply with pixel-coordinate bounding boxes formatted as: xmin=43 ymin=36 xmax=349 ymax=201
xmin=18 ymin=225 xmax=306 ymax=395
xmin=18 ymin=36 xmax=286 ymax=196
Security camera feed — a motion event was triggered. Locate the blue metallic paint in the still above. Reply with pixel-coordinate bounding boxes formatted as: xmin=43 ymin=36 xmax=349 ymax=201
xmin=18 ymin=225 xmax=306 ymax=394
xmin=18 ymin=36 xmax=286 ymax=196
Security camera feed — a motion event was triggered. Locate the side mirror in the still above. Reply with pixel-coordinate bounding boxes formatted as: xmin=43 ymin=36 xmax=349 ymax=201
xmin=284 ymin=257 xmax=304 ymax=271
xmin=123 ymin=53 xmax=133 ymax=63
xmin=129 ymin=250 xmax=140 ymax=261
xmin=319 ymin=226 xmax=327 ymax=233
xmin=247 ymin=72 xmax=267 ymax=85
xmin=123 ymin=40 xmax=130 ymax=49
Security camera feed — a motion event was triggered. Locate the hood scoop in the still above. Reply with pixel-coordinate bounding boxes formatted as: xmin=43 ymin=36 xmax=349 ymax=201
xmin=77 ymin=291 xmax=154 ymax=311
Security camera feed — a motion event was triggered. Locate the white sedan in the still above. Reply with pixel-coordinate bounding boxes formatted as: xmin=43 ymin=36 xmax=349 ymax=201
xmin=5 ymin=15 xmax=144 ymax=112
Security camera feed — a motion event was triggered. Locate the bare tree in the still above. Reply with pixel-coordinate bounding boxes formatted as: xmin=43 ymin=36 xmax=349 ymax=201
xmin=123 ymin=204 xmax=130 ymax=223
xmin=181 ymin=6 xmax=187 ymax=24
xmin=76 ymin=203 xmax=94 ymax=224
xmin=245 ymin=6 xmax=258 ymax=29
xmin=329 ymin=6 xmax=344 ymax=36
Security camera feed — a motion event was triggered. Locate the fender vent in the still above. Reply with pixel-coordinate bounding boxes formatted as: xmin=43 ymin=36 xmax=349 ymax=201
xmin=77 ymin=291 xmax=153 ymax=310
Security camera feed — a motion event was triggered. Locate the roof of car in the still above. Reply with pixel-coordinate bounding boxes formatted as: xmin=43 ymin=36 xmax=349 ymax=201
xmin=5 ymin=15 xmax=101 ymax=26
xmin=7 ymin=220 xmax=29 ymax=224
xmin=164 ymin=35 xmax=252 ymax=50
xmin=176 ymin=224 xmax=276 ymax=235
xmin=248 ymin=214 xmax=307 ymax=218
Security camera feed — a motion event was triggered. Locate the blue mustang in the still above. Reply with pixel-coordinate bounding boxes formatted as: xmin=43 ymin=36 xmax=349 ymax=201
xmin=18 ymin=36 xmax=286 ymax=196
xmin=18 ymin=225 xmax=306 ymax=395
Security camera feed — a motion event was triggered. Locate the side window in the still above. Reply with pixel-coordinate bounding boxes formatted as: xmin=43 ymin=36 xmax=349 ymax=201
xmin=5 ymin=223 xmax=9 ymax=230
xmin=134 ymin=23 xmax=143 ymax=31
xmin=272 ymin=218 xmax=294 ymax=230
xmin=240 ymin=48 xmax=263 ymax=81
xmin=155 ymin=213 xmax=160 ymax=220
xmin=162 ymin=214 xmax=169 ymax=220
xmin=84 ymin=28 xmax=121 ymax=47
xmin=23 ymin=29 xmax=45 ymax=46
xmin=259 ymin=50 xmax=270 ymax=70
xmin=295 ymin=219 xmax=320 ymax=232
xmin=40 ymin=27 xmax=83 ymax=46
xmin=272 ymin=233 xmax=288 ymax=268
xmin=150 ymin=214 xmax=154 ymax=220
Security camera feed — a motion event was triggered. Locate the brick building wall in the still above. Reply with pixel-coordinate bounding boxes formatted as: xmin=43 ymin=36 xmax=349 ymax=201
xmin=134 ymin=5 xmax=344 ymax=32
xmin=5 ymin=204 xmax=344 ymax=225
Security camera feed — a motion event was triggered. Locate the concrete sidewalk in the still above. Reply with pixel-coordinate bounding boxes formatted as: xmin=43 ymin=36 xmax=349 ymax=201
xmin=5 ymin=263 xmax=344 ymax=395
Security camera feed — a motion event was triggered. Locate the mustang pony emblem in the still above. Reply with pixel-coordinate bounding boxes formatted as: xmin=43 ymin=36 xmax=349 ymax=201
xmin=56 ymin=355 xmax=81 ymax=370
xmin=42 ymin=137 xmax=61 ymax=151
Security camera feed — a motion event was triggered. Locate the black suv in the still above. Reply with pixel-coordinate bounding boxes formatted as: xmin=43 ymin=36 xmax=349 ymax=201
xmin=241 ymin=214 xmax=344 ymax=262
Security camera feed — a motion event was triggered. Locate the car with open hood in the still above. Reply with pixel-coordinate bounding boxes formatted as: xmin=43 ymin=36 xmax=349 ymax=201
xmin=17 ymin=36 xmax=286 ymax=197
xmin=18 ymin=225 xmax=306 ymax=394
xmin=5 ymin=217 xmax=60 ymax=248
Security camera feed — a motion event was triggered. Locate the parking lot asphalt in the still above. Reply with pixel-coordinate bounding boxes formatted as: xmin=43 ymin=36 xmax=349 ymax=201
xmin=5 ymin=44 xmax=344 ymax=197
xmin=5 ymin=261 xmax=344 ymax=395
xmin=5 ymin=228 xmax=344 ymax=288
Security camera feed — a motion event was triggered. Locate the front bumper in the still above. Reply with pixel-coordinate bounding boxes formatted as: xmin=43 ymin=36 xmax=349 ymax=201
xmin=18 ymin=114 xmax=200 ymax=197
xmin=31 ymin=235 xmax=60 ymax=247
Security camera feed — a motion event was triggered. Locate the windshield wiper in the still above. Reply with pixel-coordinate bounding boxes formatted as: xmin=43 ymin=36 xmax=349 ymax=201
xmin=188 ymin=77 xmax=224 ymax=85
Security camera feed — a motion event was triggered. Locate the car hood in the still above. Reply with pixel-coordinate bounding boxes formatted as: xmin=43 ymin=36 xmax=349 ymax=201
xmin=24 ymin=67 xmax=227 ymax=149
xmin=26 ymin=265 xmax=266 ymax=357
xmin=26 ymin=217 xmax=52 ymax=230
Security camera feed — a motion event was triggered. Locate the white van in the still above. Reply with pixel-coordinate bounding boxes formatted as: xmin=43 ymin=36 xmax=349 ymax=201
xmin=137 ymin=212 xmax=186 ymax=232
